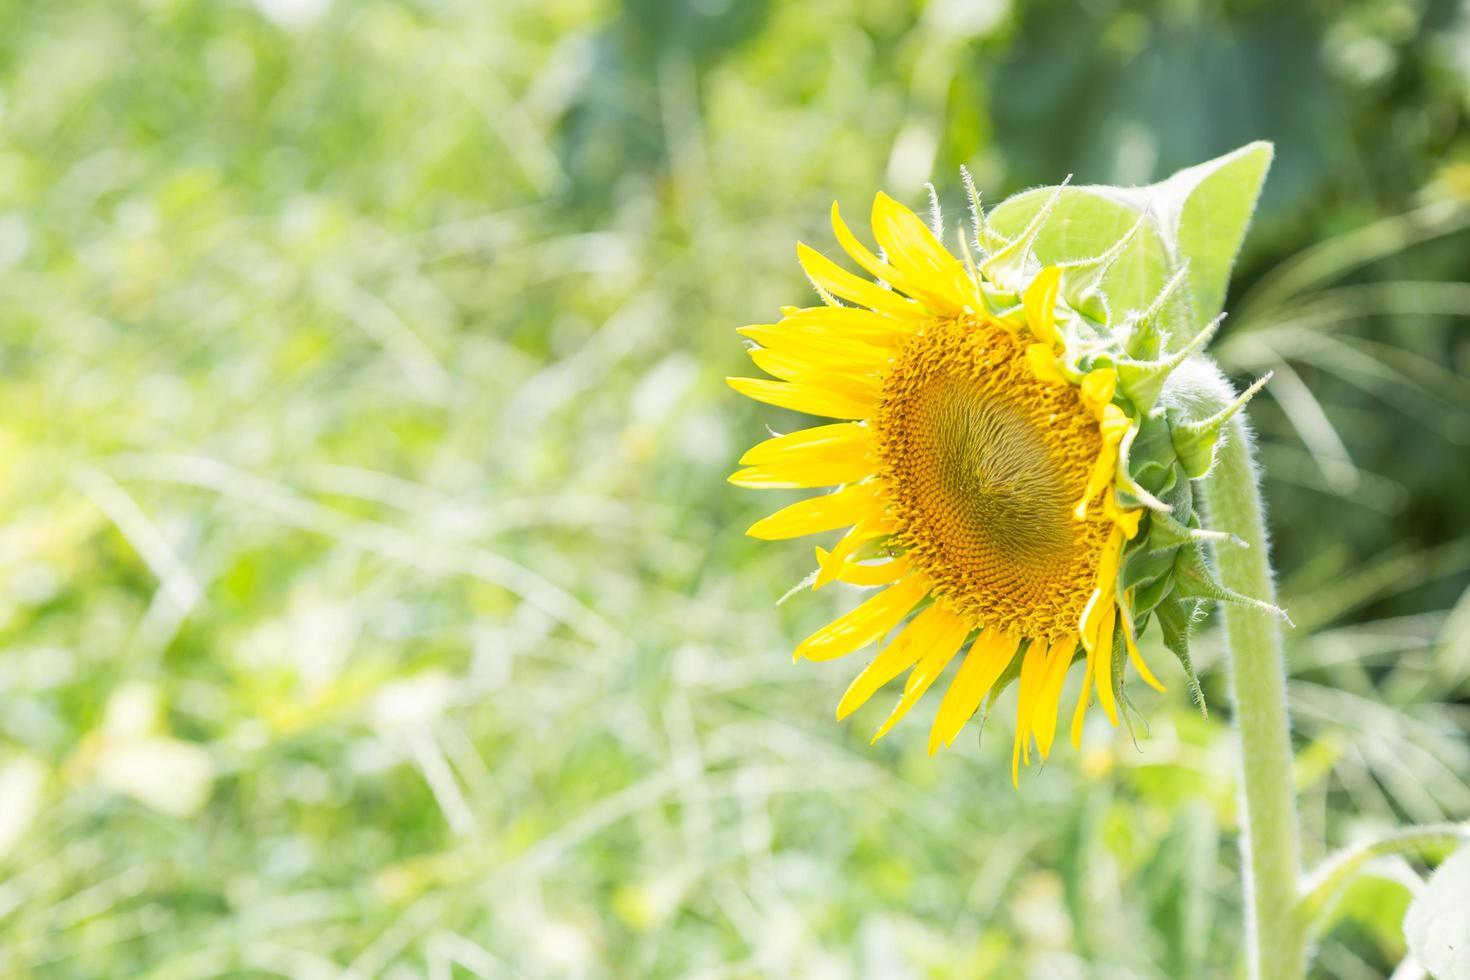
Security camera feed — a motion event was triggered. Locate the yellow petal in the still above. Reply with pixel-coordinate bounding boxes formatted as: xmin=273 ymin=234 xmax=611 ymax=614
xmin=1073 ymin=459 xmax=1115 ymax=520
xmin=776 ymin=306 xmax=920 ymax=345
xmin=1080 ymin=368 xmax=1118 ymax=416
xmin=1070 ymin=646 xmax=1096 ymax=750
xmin=830 ymin=202 xmax=918 ymax=296
xmin=870 ymin=193 xmax=973 ymax=311
xmin=837 ymin=600 xmax=966 ymax=720
xmin=746 ymin=483 xmax=878 ymax=540
xmin=1100 ymin=403 xmax=1132 ymax=440
xmin=1092 ymin=602 xmax=1119 ymax=726
xmin=1080 ymin=544 xmax=1123 ymax=650
xmin=727 ymin=376 xmax=875 ymax=420
xmin=728 ymin=455 xmax=873 ymax=489
xmin=796 ymin=574 xmax=930 ymax=662
xmin=1025 ymin=343 xmax=1068 ymax=385
xmin=740 ymin=325 xmax=894 ymax=373
xmin=746 ymin=347 xmax=818 ymax=382
xmin=1119 ymin=603 xmax=1166 ymax=693
xmin=1094 ymin=526 xmax=1127 ymax=594
xmin=928 ymin=629 xmax=1020 ymax=755
xmin=1080 ymin=593 xmax=1103 ymax=654
xmin=815 ymin=551 xmax=910 ymax=588
xmin=1073 ymin=406 xmax=1131 ymax=519
xmin=1023 ymin=266 xmax=1062 ymax=346
xmin=870 ymin=192 xmax=954 ymax=271
xmin=796 ymin=243 xmax=919 ymax=319
xmin=813 ymin=515 xmax=894 ymax=588
xmin=1108 ymin=501 xmax=1143 ymax=539
xmin=1012 ymin=640 xmax=1049 ymax=783
xmin=731 ymin=423 xmax=876 ymax=486
xmin=739 ymin=422 xmax=872 ymax=466
xmin=1031 ymin=637 xmax=1077 ymax=760
xmin=870 ymin=618 xmax=972 ymax=742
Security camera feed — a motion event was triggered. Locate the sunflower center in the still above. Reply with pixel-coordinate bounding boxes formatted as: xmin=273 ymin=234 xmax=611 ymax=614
xmin=875 ymin=317 xmax=1110 ymax=638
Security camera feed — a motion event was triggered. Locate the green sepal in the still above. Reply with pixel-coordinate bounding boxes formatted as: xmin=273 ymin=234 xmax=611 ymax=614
xmin=1143 ymin=509 xmax=1197 ymax=550
xmin=1116 ymin=486 xmax=1171 ymax=515
xmin=1130 ymin=607 xmax=1153 ymax=633
xmin=1110 ymin=625 xmax=1140 ymax=741
xmin=980 ymin=285 xmax=1022 ymax=315
xmin=1148 ymin=508 xmax=1248 ymax=552
xmin=1059 ymin=214 xmax=1144 ymax=299
xmin=1167 ymin=371 xmax=1273 ymax=479
xmin=1155 ymin=595 xmax=1207 ymax=716
xmin=1121 ymin=415 xmax=1181 ymax=498
xmin=1131 ymin=572 xmax=1175 ymax=618
xmin=1113 ymin=425 xmax=1171 ymax=514
xmin=1160 ymin=464 xmax=1195 ymax=521
xmin=1172 ymin=543 xmax=1291 ymax=623
xmin=980 ymin=179 xmax=1068 ymax=289
xmin=1122 ymin=264 xmax=1191 ymax=361
xmin=1055 ymin=217 xmax=1143 ymax=327
xmin=1068 ymin=289 xmax=1111 ymax=328
xmin=961 ymin=165 xmax=1010 ymax=258
xmin=1120 ymin=538 xmax=1178 ymax=595
xmin=1114 ymin=314 xmax=1224 ymax=415
xmin=1115 ymin=359 xmax=1170 ymax=417
xmin=1167 ymin=409 xmax=1224 ymax=479
xmin=1108 ymin=617 xmax=1155 ymax=748
xmin=1171 ymin=542 xmax=1242 ymax=602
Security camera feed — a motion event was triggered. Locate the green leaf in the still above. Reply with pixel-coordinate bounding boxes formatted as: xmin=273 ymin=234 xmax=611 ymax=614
xmin=1325 ymin=870 xmax=1415 ymax=957
xmin=988 ymin=142 xmax=1273 ymax=343
xmin=1170 ymin=142 xmax=1274 ymax=326
xmin=986 ymin=186 xmax=1175 ymax=323
xmin=1405 ymin=844 xmax=1470 ymax=979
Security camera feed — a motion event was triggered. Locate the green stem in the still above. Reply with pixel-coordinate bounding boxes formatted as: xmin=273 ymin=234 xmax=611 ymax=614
xmin=1200 ymin=404 xmax=1306 ymax=980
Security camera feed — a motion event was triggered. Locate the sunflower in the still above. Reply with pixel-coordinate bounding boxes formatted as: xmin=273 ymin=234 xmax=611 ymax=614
xmin=728 ymin=181 xmax=1265 ymax=782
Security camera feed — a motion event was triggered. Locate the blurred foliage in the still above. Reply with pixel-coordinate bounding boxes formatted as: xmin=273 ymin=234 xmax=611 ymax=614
xmin=0 ymin=0 xmax=1467 ymax=977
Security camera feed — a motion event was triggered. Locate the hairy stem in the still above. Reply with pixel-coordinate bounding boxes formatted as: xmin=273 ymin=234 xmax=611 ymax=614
xmin=1199 ymin=397 xmax=1306 ymax=980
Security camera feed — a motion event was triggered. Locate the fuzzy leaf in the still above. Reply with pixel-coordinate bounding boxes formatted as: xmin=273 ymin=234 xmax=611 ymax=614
xmin=1404 ymin=845 xmax=1470 ymax=980
xmin=987 ymin=188 xmax=1173 ymax=325
xmin=988 ymin=142 xmax=1273 ymax=342
xmin=1171 ymin=142 xmax=1274 ymax=326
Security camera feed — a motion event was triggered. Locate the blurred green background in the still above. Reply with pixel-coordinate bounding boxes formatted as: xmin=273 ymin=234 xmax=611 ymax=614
xmin=2 ymin=0 xmax=1468 ymax=977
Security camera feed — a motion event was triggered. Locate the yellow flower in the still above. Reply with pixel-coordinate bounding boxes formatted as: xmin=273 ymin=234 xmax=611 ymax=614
xmin=728 ymin=192 xmax=1165 ymax=784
